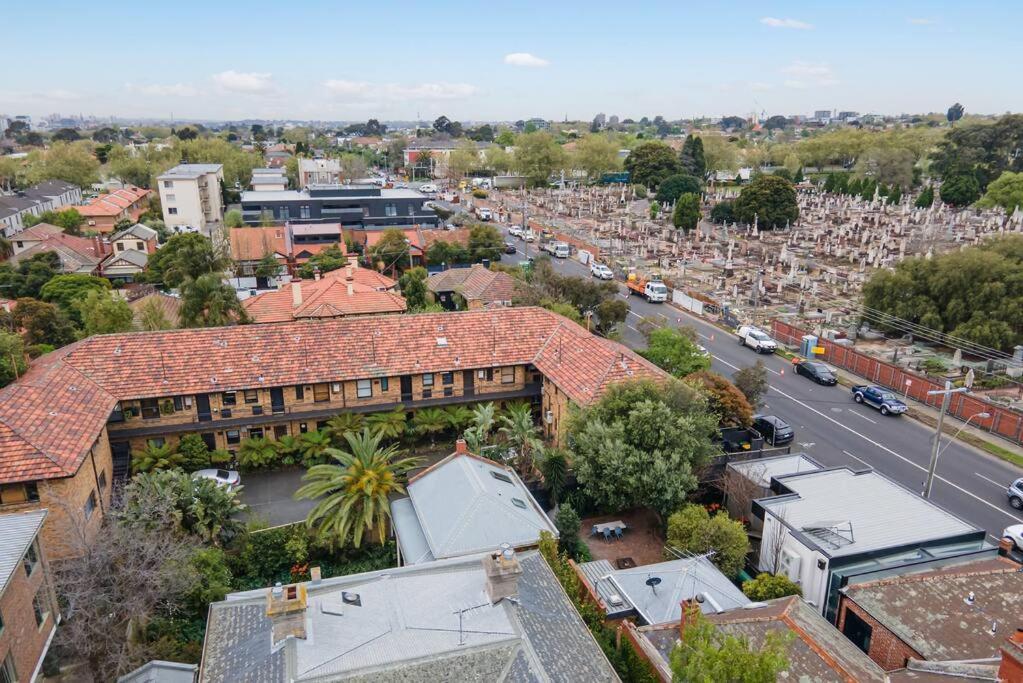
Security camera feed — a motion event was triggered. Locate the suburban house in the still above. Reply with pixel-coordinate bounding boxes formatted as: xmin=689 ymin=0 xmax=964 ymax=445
xmin=724 ymin=452 xmax=821 ymax=537
xmin=229 ymin=226 xmax=288 ymax=279
xmin=157 ymin=163 xmax=224 ymax=233
xmin=359 ymin=226 xmax=427 ymax=267
xmin=250 ymin=167 xmax=288 ymax=192
xmin=242 ymin=269 xmax=406 ymax=323
xmin=0 ymin=179 xmax=81 ymax=237
xmin=100 ymin=223 xmax=158 ymax=282
xmin=391 ymin=440 xmax=558 ymax=565
xmin=753 ymin=467 xmax=988 ymax=622
xmin=0 ymin=307 xmax=664 ymax=559
xmin=108 ymin=223 xmax=158 ymax=255
xmin=21 ymin=179 xmax=81 ymax=210
xmin=296 ymin=158 xmax=340 ymax=188
xmin=239 ymin=185 xmax=438 ymax=228
xmin=428 ymin=264 xmax=522 ymax=310
xmin=0 ymin=196 xmax=47 ymax=238
xmin=289 ymin=223 xmax=346 ymax=264
xmin=837 ymin=555 xmax=1023 ymax=674
xmin=0 ymin=510 xmax=60 ymax=683
xmin=631 ymin=596 xmax=888 ymax=682
xmin=76 ymin=186 xmax=152 ymax=232
xmin=127 ymin=292 xmax=181 ymax=329
xmin=198 ymin=548 xmax=619 ymax=682
xmin=6 ymin=223 xmax=104 ymax=274
xmin=577 ymin=555 xmax=750 ymax=625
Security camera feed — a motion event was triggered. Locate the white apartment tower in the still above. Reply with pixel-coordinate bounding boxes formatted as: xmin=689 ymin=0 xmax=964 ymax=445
xmin=157 ymin=163 xmax=225 ymax=232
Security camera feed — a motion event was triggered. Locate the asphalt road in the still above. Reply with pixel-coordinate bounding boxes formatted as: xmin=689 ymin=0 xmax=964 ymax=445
xmin=498 ymin=226 xmax=1023 ymax=544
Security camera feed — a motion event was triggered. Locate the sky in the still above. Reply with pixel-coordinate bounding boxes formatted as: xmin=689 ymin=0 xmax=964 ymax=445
xmin=2 ymin=1 xmax=1021 ymax=123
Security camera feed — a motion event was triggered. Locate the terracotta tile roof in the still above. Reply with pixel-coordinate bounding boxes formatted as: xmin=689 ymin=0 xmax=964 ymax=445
xmin=229 ymin=227 xmax=288 ymax=262
xmin=6 ymin=224 xmax=104 ymax=272
xmin=128 ymin=292 xmax=181 ymax=328
xmin=421 ymin=228 xmax=471 ymax=249
xmin=242 ymin=278 xmax=407 ymax=323
xmin=363 ymin=229 xmax=425 ymax=256
xmin=320 ymin=266 xmax=397 ymax=290
xmin=428 ymin=265 xmax=521 ymax=304
xmin=76 ymin=187 xmax=151 ymax=217
xmin=0 ymin=308 xmax=665 ymax=482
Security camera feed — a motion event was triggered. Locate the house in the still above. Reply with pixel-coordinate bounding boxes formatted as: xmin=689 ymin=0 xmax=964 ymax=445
xmin=127 ymin=292 xmax=181 ymax=329
xmin=632 ymin=596 xmax=888 ymax=682
xmin=117 ymin=661 xmax=198 ymax=683
xmin=428 ymin=264 xmax=522 ymax=310
xmin=0 ymin=196 xmax=46 ymax=237
xmin=229 ymin=226 xmax=288 ymax=278
xmin=101 ymin=249 xmax=148 ymax=282
xmin=391 ymin=440 xmax=558 ymax=565
xmin=0 ymin=180 xmax=82 ymax=237
xmin=250 ymin=167 xmax=288 ymax=192
xmin=198 ymin=547 xmax=619 ymax=682
xmin=296 ymin=158 xmax=340 ymax=188
xmin=239 ymin=185 xmax=438 ymax=229
xmin=577 ymin=555 xmax=750 ymax=625
xmin=402 ymin=139 xmax=491 ymax=178
xmin=359 ymin=227 xmax=427 ymax=267
xmin=287 ymin=223 xmax=346 ymax=265
xmin=724 ymin=452 xmax=821 ymax=532
xmin=264 ymin=151 xmax=292 ymax=169
xmin=21 ymin=179 xmax=81 ymax=210
xmin=76 ymin=186 xmax=152 ymax=232
xmin=0 ymin=308 xmax=664 ymax=559
xmin=108 ymin=222 xmax=158 ymax=255
xmin=753 ymin=467 xmax=988 ymax=623
xmin=157 ymin=164 xmax=224 ymax=232
xmin=241 ymin=270 xmax=407 ymax=323
xmin=837 ymin=555 xmax=1023 ymax=673
xmin=6 ymin=223 xmax=104 ymax=274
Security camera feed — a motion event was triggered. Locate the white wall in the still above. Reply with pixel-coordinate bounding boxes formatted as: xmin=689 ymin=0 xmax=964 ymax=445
xmin=759 ymin=512 xmax=831 ymax=614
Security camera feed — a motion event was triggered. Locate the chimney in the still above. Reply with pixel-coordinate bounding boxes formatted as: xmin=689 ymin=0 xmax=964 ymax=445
xmin=454 ymin=438 xmax=468 ymax=454
xmin=313 ymin=268 xmax=321 ymax=281
xmin=266 ymin=581 xmax=308 ymax=644
xmin=999 ymin=536 xmax=1015 ymax=557
xmin=678 ymin=599 xmax=702 ymax=640
xmin=483 ymin=544 xmax=522 ymax=603
xmin=347 ymin=255 xmax=358 ymax=267
xmin=292 ymin=279 xmax=303 ymax=308
xmin=999 ymin=629 xmax=1023 ymax=683
xmin=346 ymin=278 xmax=354 ymax=297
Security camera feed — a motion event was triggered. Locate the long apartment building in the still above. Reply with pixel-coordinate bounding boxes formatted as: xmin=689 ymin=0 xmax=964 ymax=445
xmin=0 ymin=307 xmax=664 ymax=559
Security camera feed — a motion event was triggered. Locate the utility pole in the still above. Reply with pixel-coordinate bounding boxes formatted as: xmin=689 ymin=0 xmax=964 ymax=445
xmin=752 ymin=270 xmax=761 ymax=324
xmin=522 ymin=186 xmax=529 ymax=259
xmin=923 ymin=380 xmax=967 ymax=498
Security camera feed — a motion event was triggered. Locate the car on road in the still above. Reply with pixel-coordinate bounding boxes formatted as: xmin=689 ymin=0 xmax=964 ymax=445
xmin=793 ymin=359 xmax=838 ymax=385
xmin=736 ymin=326 xmax=778 ymax=353
xmin=192 ymin=468 xmax=241 ymax=489
xmin=590 ymin=263 xmax=614 ymax=280
xmin=753 ymin=414 xmax=795 ymax=446
xmin=419 ymin=183 xmax=438 ymax=193
xmin=697 ymin=344 xmax=710 ymax=358
xmin=1008 ymin=478 xmax=1023 ymax=510
xmin=508 ymin=225 xmax=523 ymax=237
xmin=477 ymin=207 xmax=492 ymax=221
xmin=522 ymin=230 xmax=536 ymax=242
xmin=626 ymin=276 xmax=668 ymax=302
xmin=504 ymin=241 xmax=517 ymax=254
xmin=1003 ymin=523 xmax=1023 ymax=551
xmin=851 ymin=385 xmax=907 ymax=416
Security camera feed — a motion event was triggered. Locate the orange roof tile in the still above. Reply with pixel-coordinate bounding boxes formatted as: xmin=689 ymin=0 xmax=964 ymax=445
xmin=321 ymin=266 xmax=397 ymax=290
xmin=229 ymin=227 xmax=288 ymax=262
xmin=76 ymin=187 xmax=151 ymax=217
xmin=242 ymin=278 xmax=406 ymax=323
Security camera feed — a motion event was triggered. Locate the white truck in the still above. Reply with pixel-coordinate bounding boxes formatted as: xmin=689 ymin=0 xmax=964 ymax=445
xmin=543 ymin=241 xmax=570 ymax=258
xmin=736 ymin=326 xmax=778 ymax=354
xmin=626 ymin=276 xmax=669 ymax=302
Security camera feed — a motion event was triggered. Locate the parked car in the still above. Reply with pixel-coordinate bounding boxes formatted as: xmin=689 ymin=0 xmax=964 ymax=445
xmin=192 ymin=468 xmax=241 ymax=489
xmin=851 ymin=385 xmax=907 ymax=416
xmin=753 ymin=414 xmax=795 ymax=446
xmin=1008 ymin=478 xmax=1023 ymax=510
xmin=736 ymin=326 xmax=778 ymax=353
xmin=590 ymin=263 xmax=614 ymax=280
xmin=508 ymin=225 xmax=523 ymax=237
xmin=794 ymin=359 xmax=838 ymax=385
xmin=477 ymin=207 xmax=492 ymax=221
xmin=1003 ymin=523 xmax=1023 ymax=551
xmin=504 ymin=241 xmax=518 ymax=254
xmin=419 ymin=183 xmax=438 ymax=193
xmin=522 ymin=230 xmax=536 ymax=242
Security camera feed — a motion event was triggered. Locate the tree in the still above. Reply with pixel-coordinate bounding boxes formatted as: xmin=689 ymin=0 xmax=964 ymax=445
xmin=498 ymin=402 xmax=540 ymax=474
xmin=295 ymin=429 xmax=423 ymax=548
xmin=494 ymin=130 xmax=516 ymax=147
xmin=977 ymin=171 xmax=1023 ymax=211
xmin=237 ymin=437 xmax=279 ymax=470
xmin=742 ymin=573 xmax=802 ymax=601
xmin=940 ymin=173 xmax=981 ymax=207
xmin=513 ymin=131 xmax=567 ymax=186
xmin=679 ymin=135 xmax=707 ymax=178
xmin=673 ymin=192 xmax=702 ymax=231
xmin=325 ymin=413 xmax=364 ymax=443
xmin=554 ymin=504 xmax=582 ymax=557
xmin=686 ymin=371 xmax=753 ymax=427
xmin=915 ymin=184 xmax=935 ymax=208
xmin=665 ymin=505 xmax=750 ymax=578
xmin=732 ymin=361 xmax=769 ymax=406
xmin=432 ymin=115 xmax=453 ymax=135
xmin=446 ymin=140 xmax=480 ymax=179
xmin=299 ymin=429 xmax=334 ymax=466
xmin=366 ymin=407 xmax=407 ymax=442
xmin=25 ymin=141 xmax=100 ymax=188
xmin=368 ymin=228 xmax=411 ymax=277
xmin=179 ymin=274 xmax=246 ymax=327
xmin=701 ymin=135 xmax=740 ymax=173
xmin=623 ymin=141 xmax=679 ymax=188
xmin=0 ymin=331 xmax=27 ymax=387
xmin=538 ymin=448 xmax=568 ymax=505
xmin=175 ymin=127 xmax=199 ymax=140
xmin=930 ymin=113 xmax=1023 ymax=190
xmin=136 ymin=297 xmax=174 ymax=331
xmin=640 ymin=327 xmax=711 ymax=377
xmin=147 ymin=232 xmax=228 ymax=288
xmin=669 ymin=608 xmax=791 ymax=683
xmin=253 ymin=253 xmax=282 ymax=279
xmin=131 ymin=440 xmax=184 ymax=473
xmin=710 ymin=200 xmax=735 ymax=224
xmin=656 ymin=174 xmax=701 ymax=204
xmin=733 ymin=175 xmax=799 ymax=228
xmin=483 ymin=146 xmax=513 ymax=173
xmin=398 ymin=266 xmax=429 ymax=311
xmin=75 ymin=290 xmax=134 ymax=336
xmin=177 ymin=433 xmax=211 ymax=471
xmin=570 ymin=380 xmax=718 ymax=520
xmin=468 ymin=223 xmax=504 ymax=262
xmin=224 ymin=209 xmax=245 ymax=228
xmin=593 ymin=298 xmax=628 ymax=336
xmin=11 ymin=298 xmax=76 ymax=347
xmin=764 ymin=115 xmax=788 ymax=131
xmin=52 ymin=127 xmax=81 ymax=142
xmin=39 ymin=273 xmax=111 ymax=320
xmin=24 ymin=207 xmax=85 ymax=234
xmin=412 ymin=407 xmax=448 ymax=445
xmin=854 ymin=146 xmax=916 ymax=190
xmin=573 ymin=134 xmax=621 ymax=180
xmin=720 ymin=116 xmax=746 ymax=131
xmin=444 ymin=405 xmax=474 ymax=433
xmin=946 ymin=102 xmax=965 ymax=125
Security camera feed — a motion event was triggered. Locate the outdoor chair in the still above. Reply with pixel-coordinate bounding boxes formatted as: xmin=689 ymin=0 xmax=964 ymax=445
xmin=591 ymin=525 xmax=599 ymax=536
xmin=614 ymin=527 xmax=623 ymax=540
xmin=602 ymin=528 xmax=612 ymax=543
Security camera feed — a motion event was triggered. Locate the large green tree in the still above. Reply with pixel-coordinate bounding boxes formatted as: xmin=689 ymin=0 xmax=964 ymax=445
xmin=640 ymin=327 xmax=711 ymax=378
xmin=179 ymin=274 xmax=247 ymax=327
xmin=655 ymin=173 xmax=701 ymax=204
xmin=939 ymin=173 xmax=981 ymax=207
xmin=679 ymin=134 xmax=707 ymax=178
xmin=147 ymin=233 xmax=228 ymax=288
xmin=467 ymin=224 xmax=504 ymax=262
xmin=11 ymin=298 xmax=76 ymax=347
xmin=39 ymin=273 xmax=111 ymax=321
xmin=398 ymin=266 xmax=429 ymax=311
xmin=669 ymin=609 xmax=791 ymax=683
xmin=686 ymin=371 xmax=754 ymax=427
xmin=624 ymin=141 xmax=679 ymax=188
xmin=977 ymin=171 xmax=1023 ymax=211
xmin=733 ymin=175 xmax=799 ymax=228
xmin=75 ymin=290 xmax=134 ymax=336
xmin=673 ymin=193 xmax=702 ymax=231
xmin=572 ymin=134 xmax=621 ymax=180
xmin=931 ymin=113 xmax=1023 ymax=190
xmin=513 ymin=131 xmax=567 ymax=186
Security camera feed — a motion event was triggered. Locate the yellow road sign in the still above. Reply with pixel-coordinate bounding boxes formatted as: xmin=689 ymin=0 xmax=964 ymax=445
xmin=812 ymin=346 xmax=826 ymax=354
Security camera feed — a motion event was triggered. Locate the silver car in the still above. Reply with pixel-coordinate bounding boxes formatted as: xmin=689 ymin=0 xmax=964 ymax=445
xmin=192 ymin=468 xmax=241 ymax=489
xmin=590 ymin=263 xmax=614 ymax=280
xmin=1008 ymin=477 xmax=1023 ymax=510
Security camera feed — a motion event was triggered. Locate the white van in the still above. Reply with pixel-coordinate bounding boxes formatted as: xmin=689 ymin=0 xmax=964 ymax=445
xmin=552 ymin=242 xmax=570 ymax=258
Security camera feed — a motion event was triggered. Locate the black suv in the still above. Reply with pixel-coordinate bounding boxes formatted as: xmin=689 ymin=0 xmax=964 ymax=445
xmin=753 ymin=414 xmax=795 ymax=446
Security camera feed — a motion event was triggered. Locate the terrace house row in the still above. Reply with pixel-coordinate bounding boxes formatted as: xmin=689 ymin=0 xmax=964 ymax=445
xmin=0 ymin=307 xmax=663 ymax=559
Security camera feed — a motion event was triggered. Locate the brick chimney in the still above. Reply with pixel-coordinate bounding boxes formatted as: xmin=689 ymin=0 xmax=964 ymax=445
xmin=345 ymin=263 xmax=354 ymax=279
xmin=483 ymin=544 xmax=522 ymax=603
xmin=454 ymin=438 xmax=468 ymax=454
xmin=291 ymin=279 xmax=303 ymax=308
xmin=266 ymin=581 xmax=307 ymax=644
xmin=999 ymin=629 xmax=1023 ymax=682
xmin=678 ymin=599 xmax=702 ymax=640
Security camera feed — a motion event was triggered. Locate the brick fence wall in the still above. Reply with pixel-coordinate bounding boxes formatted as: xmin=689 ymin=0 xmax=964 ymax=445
xmin=771 ymin=320 xmax=1023 ymax=447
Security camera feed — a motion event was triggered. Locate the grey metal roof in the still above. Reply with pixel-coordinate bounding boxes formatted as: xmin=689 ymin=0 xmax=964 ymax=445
xmin=22 ymin=179 xmax=78 ymax=198
xmin=391 ymin=497 xmax=435 ymax=565
xmin=728 ymin=452 xmax=821 ymax=488
xmin=758 ymin=468 xmax=981 ymax=558
xmin=103 ymin=249 xmax=149 ymax=268
xmin=577 ymin=559 xmax=635 ymax=618
xmin=395 ymin=453 xmax=558 ymax=562
xmin=109 ymin=223 xmax=158 ymax=242
xmin=200 ymin=551 xmax=619 ymax=682
xmin=117 ymin=660 xmax=198 ymax=683
xmin=250 ymin=176 xmax=285 ymax=185
xmin=251 ymin=167 xmax=286 ymax=175
xmin=158 ymin=163 xmax=223 ymax=180
xmin=579 ymin=556 xmax=749 ymax=625
xmin=240 ymin=187 xmax=427 ymax=202
xmin=0 ymin=510 xmax=46 ymax=593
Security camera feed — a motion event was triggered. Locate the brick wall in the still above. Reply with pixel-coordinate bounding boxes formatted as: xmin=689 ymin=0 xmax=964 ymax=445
xmin=836 ymin=596 xmax=920 ymax=671
xmin=0 ymin=534 xmax=58 ymax=682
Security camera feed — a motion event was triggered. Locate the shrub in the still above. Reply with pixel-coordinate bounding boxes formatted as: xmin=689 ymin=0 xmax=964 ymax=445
xmin=555 ymin=504 xmax=582 ymax=558
xmin=665 ymin=505 xmax=750 ymax=578
xmin=742 ymin=573 xmax=802 ymax=601
xmin=237 ymin=437 xmax=279 ymax=470
xmin=472 ymin=189 xmax=488 ymax=199
xmin=177 ymin=433 xmax=211 ymax=472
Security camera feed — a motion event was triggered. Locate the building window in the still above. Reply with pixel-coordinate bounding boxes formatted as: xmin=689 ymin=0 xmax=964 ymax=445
xmin=140 ymin=397 xmax=160 ymax=419
xmin=222 ymin=391 xmax=237 ymax=406
xmin=163 ymin=180 xmax=173 ymax=188
xmin=149 ymin=437 xmax=166 ymax=448
xmin=380 ymin=377 xmax=389 ymax=391
xmin=295 ymin=385 xmax=305 ymax=400
xmin=243 ymin=389 xmax=259 ymax=404
xmin=444 ymin=387 xmax=453 ymax=397
xmin=220 ymin=408 xmax=233 ymax=418
xmin=422 ymin=373 xmax=434 ymax=387
xmin=33 ymin=594 xmax=48 ymax=628
xmin=501 ymin=367 xmax=516 ymax=384
xmin=280 ymin=207 xmax=290 ymax=220
xmin=136 ymin=241 xmax=145 ymax=250
xmin=84 ymin=491 xmax=97 ymax=520
xmin=23 ymin=540 xmax=39 ymax=577
xmin=442 ymin=372 xmax=454 ymax=385
xmin=300 ymin=206 xmax=310 ymax=219
xmin=479 ymin=368 xmax=493 ymax=381
xmin=252 ymin=405 xmax=263 ymax=415
xmin=25 ymin=482 xmax=39 ymax=502
xmin=116 ymin=242 xmax=125 ymax=252
xmin=248 ymin=427 xmax=264 ymax=439
xmin=299 ymin=423 xmax=308 ymax=434
xmin=313 ymin=384 xmax=330 ymax=403
xmin=226 ymin=430 xmax=241 ymax=445
xmin=168 ymin=207 xmax=178 ymax=215
xmin=165 ymin=194 xmax=176 ymax=201
xmin=1 ymin=653 xmax=16 ymax=683
xmin=356 ymin=379 xmax=372 ymax=398
xmin=384 ymin=203 xmax=397 ymax=217
xmin=98 ymin=470 xmax=107 ymax=491
xmin=173 ymin=396 xmax=184 ymax=411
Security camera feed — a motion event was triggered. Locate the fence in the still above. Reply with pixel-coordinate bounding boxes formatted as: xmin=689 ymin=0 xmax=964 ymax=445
xmin=771 ymin=320 xmax=1023 ymax=447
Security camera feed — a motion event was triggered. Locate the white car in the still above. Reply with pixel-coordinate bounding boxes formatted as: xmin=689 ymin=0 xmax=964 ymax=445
xmin=192 ymin=468 xmax=241 ymax=489
xmin=1003 ymin=524 xmax=1023 ymax=552
xmin=697 ymin=344 xmax=710 ymax=357
xmin=508 ymin=225 xmax=523 ymax=237
xmin=523 ymin=230 xmax=536 ymax=242
xmin=419 ymin=183 xmax=438 ymax=193
xmin=737 ymin=325 xmax=778 ymax=354
xmin=591 ymin=263 xmax=614 ymax=280
xmin=477 ymin=208 xmax=493 ymax=221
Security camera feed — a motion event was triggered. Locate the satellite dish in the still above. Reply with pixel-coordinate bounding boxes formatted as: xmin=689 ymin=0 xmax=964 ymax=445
xmin=645 ymin=576 xmax=662 ymax=594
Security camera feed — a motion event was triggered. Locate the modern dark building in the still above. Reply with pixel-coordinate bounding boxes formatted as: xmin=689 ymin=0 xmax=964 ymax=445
xmin=239 ymin=184 xmax=438 ymax=228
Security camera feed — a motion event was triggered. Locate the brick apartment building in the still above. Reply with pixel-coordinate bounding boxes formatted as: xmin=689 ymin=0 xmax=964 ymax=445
xmin=0 ymin=307 xmax=664 ymax=559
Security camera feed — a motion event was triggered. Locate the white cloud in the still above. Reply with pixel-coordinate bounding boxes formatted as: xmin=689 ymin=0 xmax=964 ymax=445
xmin=322 ymin=80 xmax=478 ymax=102
xmin=211 ymin=70 xmax=274 ymax=94
xmin=760 ymin=17 xmax=813 ymax=30
xmin=503 ymin=52 xmax=550 ymax=67
xmin=41 ymin=89 xmax=82 ymax=101
xmin=127 ymin=82 xmax=198 ymax=97
xmin=781 ymin=61 xmax=839 ymax=88
xmin=908 ymin=17 xmax=934 ymax=25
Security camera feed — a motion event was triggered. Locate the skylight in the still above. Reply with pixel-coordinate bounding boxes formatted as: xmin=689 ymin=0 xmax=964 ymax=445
xmin=490 ymin=471 xmax=513 ymax=485
xmin=511 ymin=498 xmax=527 ymax=509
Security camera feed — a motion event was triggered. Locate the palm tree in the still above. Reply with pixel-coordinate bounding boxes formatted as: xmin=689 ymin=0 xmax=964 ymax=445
xmin=412 ymin=408 xmax=447 ymax=446
xmin=274 ymin=435 xmax=302 ymax=465
xmin=131 ymin=440 xmax=183 ymax=473
xmin=326 ymin=413 xmax=363 ymax=444
xmin=299 ymin=429 xmax=333 ymax=467
xmin=537 ymin=448 xmax=568 ymax=506
xmin=499 ymin=402 xmax=541 ymax=475
xmin=443 ymin=405 xmax=474 ymax=433
xmin=179 ymin=274 xmax=248 ymax=328
xmin=237 ymin=437 xmax=279 ymax=470
xmin=470 ymin=402 xmax=496 ymax=441
xmin=366 ymin=408 xmax=407 ymax=442
xmin=295 ymin=428 xmax=423 ymax=548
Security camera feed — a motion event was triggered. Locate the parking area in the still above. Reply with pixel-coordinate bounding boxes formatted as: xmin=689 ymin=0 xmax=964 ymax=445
xmin=238 ymin=468 xmax=316 ymax=527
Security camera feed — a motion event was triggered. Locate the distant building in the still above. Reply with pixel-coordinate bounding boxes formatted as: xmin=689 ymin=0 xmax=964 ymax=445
xmin=813 ymin=109 xmax=833 ymax=122
xmin=403 ymin=140 xmax=491 ymax=178
xmin=77 ymin=186 xmax=152 ymax=233
xmin=837 ymin=111 xmax=860 ymax=121
xmin=297 ymin=158 xmax=340 ymax=188
xmin=239 ymin=185 xmax=438 ymax=229
xmin=100 ymin=223 xmax=159 ymax=282
xmin=157 ymin=163 xmax=224 ymax=233
xmin=6 ymin=223 xmax=104 ymax=274
xmin=250 ymin=167 xmax=288 ymax=192
xmin=526 ymin=117 xmax=551 ymax=131
xmin=0 ymin=179 xmax=82 ymax=237
xmin=593 ymin=113 xmax=607 ymax=129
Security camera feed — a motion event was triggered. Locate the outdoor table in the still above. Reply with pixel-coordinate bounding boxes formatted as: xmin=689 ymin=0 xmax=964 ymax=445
xmin=592 ymin=520 xmax=627 ymax=534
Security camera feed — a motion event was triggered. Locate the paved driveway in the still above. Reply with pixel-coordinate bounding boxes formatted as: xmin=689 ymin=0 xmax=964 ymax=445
xmin=239 ymin=468 xmax=316 ymax=527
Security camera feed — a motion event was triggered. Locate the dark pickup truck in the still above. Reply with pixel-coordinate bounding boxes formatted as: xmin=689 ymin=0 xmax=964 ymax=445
xmin=851 ymin=385 xmax=907 ymax=416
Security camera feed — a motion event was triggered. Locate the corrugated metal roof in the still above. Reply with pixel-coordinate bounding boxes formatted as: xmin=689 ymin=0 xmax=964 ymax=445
xmin=728 ymin=452 xmax=821 ymax=488
xmin=391 ymin=497 xmax=435 ymax=565
xmin=0 ymin=509 xmax=46 ymax=592
xmin=577 ymin=559 xmax=635 ymax=618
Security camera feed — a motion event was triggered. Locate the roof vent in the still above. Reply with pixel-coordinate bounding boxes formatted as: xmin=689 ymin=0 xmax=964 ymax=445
xmin=341 ymin=591 xmax=362 ymax=607
xmin=607 ymin=593 xmax=624 ymax=607
xmin=113 ymin=346 xmax=122 ymax=355
xmin=436 ymin=337 xmax=448 ymax=347
xmin=490 ymin=470 xmax=513 ymax=484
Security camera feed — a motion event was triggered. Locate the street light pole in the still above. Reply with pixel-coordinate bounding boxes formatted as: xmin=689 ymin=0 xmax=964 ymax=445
xmin=923 ymin=380 xmax=968 ymax=499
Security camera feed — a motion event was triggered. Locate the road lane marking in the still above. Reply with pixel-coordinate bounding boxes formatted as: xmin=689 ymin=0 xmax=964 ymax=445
xmin=975 ymin=472 xmax=1007 ymax=489
xmin=842 ymin=450 xmax=872 ymax=468
xmin=709 ymin=352 xmax=1023 ymax=526
xmin=849 ymin=411 xmax=878 ymax=425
